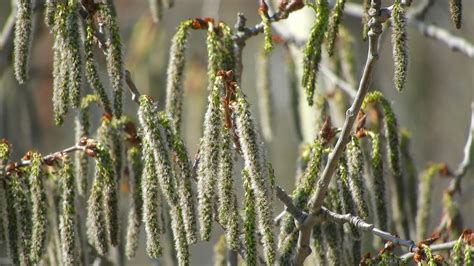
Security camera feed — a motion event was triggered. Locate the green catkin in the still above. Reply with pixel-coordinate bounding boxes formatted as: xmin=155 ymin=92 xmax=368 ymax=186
xmin=242 ymin=169 xmax=257 ymax=266
xmin=465 ymin=236 xmax=472 ymax=266
xmin=206 ymin=23 xmax=220 ymax=90
xmin=52 ymin=37 xmax=70 ymax=125
xmin=4 ymin=177 xmax=19 ymax=265
xmin=29 ymin=152 xmax=48 ymax=264
xmin=326 ymin=0 xmax=346 ymax=56
xmin=256 ymin=49 xmax=273 ymax=142
xmin=416 ymin=164 xmax=441 ymax=240
xmin=233 ymin=89 xmax=275 ymax=265
xmin=86 ymin=165 xmax=108 ymax=255
xmin=400 ymin=129 xmax=418 ymax=219
xmin=94 ymin=144 xmax=119 ymax=246
xmin=138 ymin=96 xmax=189 ymax=265
xmin=65 ymin=0 xmax=82 ymax=107
xmin=217 ymin=127 xmax=239 ymax=249
xmin=82 ymin=16 xmax=112 ymax=111
xmin=443 ymin=192 xmax=462 ymax=238
xmin=44 ymin=0 xmax=56 ymax=28
xmin=423 ymin=245 xmax=436 ymax=266
xmin=0 ymin=181 xmax=6 ymax=243
xmin=452 ymin=234 xmax=463 ymax=265
xmin=100 ymin=0 xmax=124 ymax=117
xmin=165 ymin=20 xmax=193 ymax=134
xmin=312 ymin=226 xmax=326 ymax=265
xmin=149 ymin=0 xmax=163 ymax=23
xmin=346 ymin=135 xmax=369 ymax=219
xmin=284 ymin=47 xmax=302 ymax=141
xmin=259 ymin=3 xmax=273 ymax=54
xmin=218 ymin=23 xmax=236 ymax=72
xmin=301 ymin=0 xmax=329 ymax=105
xmin=125 ymin=146 xmax=144 ymax=259
xmin=322 ymin=190 xmax=341 ymax=265
xmin=141 ymin=140 xmax=162 ymax=258
xmin=10 ymin=172 xmax=31 ymax=265
xmin=362 ymin=0 xmax=370 ymax=40
xmin=391 ymin=0 xmax=408 ymax=92
xmin=59 ymin=157 xmax=78 ymax=265
xmin=363 ymin=91 xmax=408 ymax=238
xmin=159 ymin=113 xmax=197 ymax=245
xmin=449 ymin=0 xmax=462 ymax=29
xmin=110 ymin=119 xmax=123 ymax=180
xmin=13 ymin=0 xmax=32 ymax=84
xmin=197 ymin=77 xmax=222 ymax=241
xmin=335 ymin=156 xmax=358 ymax=234
xmin=368 ymin=132 xmax=388 ymax=232
xmin=213 ymin=235 xmax=227 ymax=266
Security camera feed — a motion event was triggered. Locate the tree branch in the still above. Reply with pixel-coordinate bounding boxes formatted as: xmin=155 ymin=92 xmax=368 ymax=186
xmin=400 ymin=239 xmax=474 ymax=261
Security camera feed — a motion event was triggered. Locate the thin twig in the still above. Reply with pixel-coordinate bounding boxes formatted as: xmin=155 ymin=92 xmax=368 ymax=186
xmin=274 ymin=185 xmax=305 ymax=224
xmin=400 ymin=239 xmax=474 ymax=261
xmin=320 ymin=65 xmax=357 ymax=98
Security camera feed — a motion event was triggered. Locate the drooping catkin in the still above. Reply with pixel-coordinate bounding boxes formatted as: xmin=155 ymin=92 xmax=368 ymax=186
xmin=233 ymin=88 xmax=275 ymax=265
xmin=284 ymin=47 xmax=302 ymax=141
xmin=391 ymin=0 xmax=408 ymax=92
xmin=13 ymin=0 xmax=32 ymax=84
xmin=465 ymin=232 xmax=472 ymax=266
xmin=321 ymin=189 xmax=342 ymax=265
xmin=169 ymin=206 xmax=190 ymax=266
xmin=86 ymin=163 xmax=108 ymax=256
xmin=141 ymin=140 xmax=162 ymax=258
xmin=449 ymin=0 xmax=462 ymax=29
xmin=159 ymin=113 xmax=197 ymax=245
xmin=196 ymin=77 xmax=222 ymax=241
xmin=52 ymin=36 xmax=70 ymax=125
xmin=363 ymin=91 xmax=408 ymax=238
xmin=100 ymin=0 xmax=124 ymax=117
xmin=335 ymin=156 xmax=357 ymax=232
xmin=65 ymin=0 xmax=82 ymax=107
xmin=4 ymin=176 xmax=20 ymax=265
xmin=0 ymin=181 xmax=6 ymax=243
xmin=346 ymin=135 xmax=369 ymax=219
xmin=452 ymin=234 xmax=463 ymax=265
xmin=367 ymin=131 xmax=388 ymax=232
xmin=400 ymin=129 xmax=418 ymax=231
xmin=326 ymin=0 xmax=347 ymax=56
xmin=301 ymin=0 xmax=329 ymax=105
xmin=59 ymin=156 xmax=78 ymax=265
xmin=259 ymin=0 xmax=273 ymax=54
xmin=125 ymin=146 xmax=144 ymax=259
xmin=256 ymin=49 xmax=273 ymax=141
xmin=312 ymin=225 xmax=326 ymax=265
xmin=82 ymin=15 xmax=112 ymax=111
xmin=416 ymin=163 xmax=441 ymax=240
xmin=217 ymin=127 xmax=239 ymax=249
xmin=206 ymin=22 xmax=220 ymax=90
xmin=44 ymin=0 xmax=56 ymax=28
xmin=29 ymin=152 xmax=48 ymax=264
xmin=149 ymin=0 xmax=163 ymax=23
xmin=165 ymin=20 xmax=193 ymax=133
xmin=217 ymin=23 xmax=236 ymax=72
xmin=242 ymin=169 xmax=257 ymax=266
xmin=94 ymin=144 xmax=119 ymax=246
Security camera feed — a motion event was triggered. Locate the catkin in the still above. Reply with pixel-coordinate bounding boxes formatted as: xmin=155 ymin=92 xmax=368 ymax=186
xmin=368 ymin=132 xmax=388 ymax=232
xmin=196 ymin=77 xmax=222 ymax=241
xmin=301 ymin=0 xmax=329 ymax=105
xmin=326 ymin=0 xmax=347 ymax=56
xmin=4 ymin=177 xmax=20 ymax=265
xmin=242 ymin=169 xmax=257 ymax=266
xmin=416 ymin=163 xmax=441 ymax=240
xmin=206 ymin=22 xmax=220 ymax=90
xmin=65 ymin=0 xmax=82 ymax=108
xmin=217 ymin=23 xmax=236 ymax=72
xmin=59 ymin=156 xmax=78 ymax=265
xmin=256 ymin=49 xmax=273 ymax=141
xmin=100 ymin=0 xmax=124 ymax=117
xmin=125 ymin=146 xmax=144 ymax=259
xmin=391 ymin=0 xmax=408 ymax=92
xmin=13 ymin=0 xmax=32 ymax=84
xmin=449 ymin=0 xmax=462 ymax=29
xmin=82 ymin=16 xmax=112 ymax=111
xmin=233 ymin=89 xmax=275 ymax=265
xmin=213 ymin=235 xmax=227 ymax=266
xmin=259 ymin=1 xmax=273 ymax=54
xmin=165 ymin=20 xmax=193 ymax=133
xmin=29 ymin=152 xmax=48 ymax=264
xmin=465 ymin=233 xmax=472 ymax=265
xmin=400 ymin=129 xmax=418 ymax=233
xmin=52 ymin=37 xmax=70 ymax=125
xmin=149 ymin=0 xmax=163 ymax=23
xmin=346 ymin=135 xmax=369 ymax=219
xmin=86 ymin=165 xmax=108 ymax=255
xmin=452 ymin=234 xmax=463 ymax=265
xmin=284 ymin=47 xmax=302 ymax=141
xmin=321 ymin=189 xmax=342 ymax=265
xmin=9 ymin=172 xmax=31 ymax=265
xmin=141 ymin=140 xmax=162 ymax=258
xmin=44 ymin=0 xmax=56 ymax=28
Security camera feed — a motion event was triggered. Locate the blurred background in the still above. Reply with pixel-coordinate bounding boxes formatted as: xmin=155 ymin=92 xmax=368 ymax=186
xmin=0 ymin=0 xmax=472 ymax=265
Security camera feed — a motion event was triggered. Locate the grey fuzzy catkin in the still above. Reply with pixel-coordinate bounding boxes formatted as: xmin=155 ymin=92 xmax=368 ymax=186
xmin=242 ymin=169 xmax=257 ymax=266
xmin=86 ymin=163 xmax=108 ymax=256
xmin=65 ymin=0 xmax=82 ymax=108
xmin=346 ymin=135 xmax=369 ymax=219
xmin=256 ymin=50 xmax=273 ymax=142
xmin=391 ymin=0 xmax=408 ymax=92
xmin=13 ymin=0 xmax=32 ymax=84
xmin=368 ymin=132 xmax=388 ymax=232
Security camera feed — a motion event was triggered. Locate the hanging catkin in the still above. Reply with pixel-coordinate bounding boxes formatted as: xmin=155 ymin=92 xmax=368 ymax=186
xmin=449 ymin=0 xmax=462 ymax=29
xmin=59 ymin=156 xmax=78 ymax=265
xmin=9 ymin=171 xmax=31 ymax=265
xmin=391 ymin=0 xmax=408 ymax=92
xmin=416 ymin=163 xmax=441 ymax=240
xmin=346 ymin=135 xmax=369 ymax=219
xmin=256 ymin=49 xmax=273 ymax=142
xmin=13 ymin=0 xmax=32 ymax=84
xmin=149 ymin=0 xmax=163 ymax=23
xmin=165 ymin=20 xmax=193 ymax=133
xmin=29 ymin=152 xmax=48 ymax=264
xmin=242 ymin=169 xmax=257 ymax=266
xmin=86 ymin=162 xmax=108 ymax=256
xmin=65 ymin=0 xmax=82 ymax=108
xmin=326 ymin=0 xmax=347 ymax=56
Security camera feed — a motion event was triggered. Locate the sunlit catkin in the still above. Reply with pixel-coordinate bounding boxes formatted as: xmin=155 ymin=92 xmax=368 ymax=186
xmin=52 ymin=37 xmax=69 ymax=125
xmin=242 ymin=169 xmax=257 ymax=266
xmin=29 ymin=152 xmax=48 ymax=264
xmin=368 ymin=131 xmax=388 ymax=232
xmin=59 ymin=156 xmax=78 ymax=265
xmin=100 ymin=0 xmax=124 ymax=117
xmin=197 ymin=77 xmax=222 ymax=241
xmin=391 ymin=0 xmax=408 ymax=92
xmin=465 ymin=232 xmax=472 ymax=265
xmin=259 ymin=0 xmax=273 ymax=54
xmin=416 ymin=163 xmax=441 ymax=240
xmin=13 ymin=0 xmax=32 ymax=84
xmin=9 ymin=172 xmax=31 ymax=265
xmin=4 ymin=176 xmax=20 ymax=265
xmin=452 ymin=234 xmax=463 ymax=265
xmin=165 ymin=20 xmax=193 ymax=133
xmin=449 ymin=0 xmax=462 ymax=29
xmin=346 ymin=135 xmax=369 ymax=219
xmin=217 ymin=23 xmax=236 ymax=72
xmin=65 ymin=0 xmax=82 ymax=107
xmin=206 ymin=22 xmax=220 ymax=90
xmin=302 ymin=0 xmax=329 ymax=105
xmin=256 ymin=49 xmax=273 ymax=141
xmin=141 ymin=140 xmax=162 ymax=258
xmin=233 ymin=89 xmax=275 ymax=265
xmin=125 ymin=146 xmax=143 ymax=259
xmin=326 ymin=0 xmax=347 ymax=56
xmin=86 ymin=165 xmax=108 ymax=255
xmin=82 ymin=16 xmax=112 ymax=111
xmin=44 ymin=0 xmax=56 ymax=28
